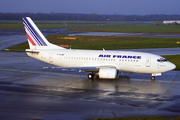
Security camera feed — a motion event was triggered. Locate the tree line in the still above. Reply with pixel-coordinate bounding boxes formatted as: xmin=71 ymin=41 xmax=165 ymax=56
xmin=1 ymin=12 xmax=180 ymax=21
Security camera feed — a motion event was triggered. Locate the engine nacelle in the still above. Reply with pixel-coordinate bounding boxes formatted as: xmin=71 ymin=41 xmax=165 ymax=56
xmin=99 ymin=68 xmax=118 ymax=79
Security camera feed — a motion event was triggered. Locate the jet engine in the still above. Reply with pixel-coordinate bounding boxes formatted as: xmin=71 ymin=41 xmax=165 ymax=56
xmin=99 ymin=68 xmax=118 ymax=79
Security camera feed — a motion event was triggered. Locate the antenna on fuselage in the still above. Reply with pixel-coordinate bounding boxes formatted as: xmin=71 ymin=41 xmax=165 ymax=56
xmin=103 ymin=48 xmax=105 ymax=51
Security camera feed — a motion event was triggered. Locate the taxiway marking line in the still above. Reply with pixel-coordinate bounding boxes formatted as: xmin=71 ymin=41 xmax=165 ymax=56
xmin=19 ymin=70 xmax=50 ymax=74
xmin=132 ymin=79 xmax=180 ymax=84
xmin=0 ymin=68 xmax=86 ymax=78
xmin=0 ymin=57 xmax=28 ymax=59
xmin=0 ymin=68 xmax=19 ymax=72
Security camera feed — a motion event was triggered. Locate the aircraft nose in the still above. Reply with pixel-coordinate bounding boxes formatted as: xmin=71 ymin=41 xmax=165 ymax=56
xmin=169 ymin=62 xmax=176 ymax=70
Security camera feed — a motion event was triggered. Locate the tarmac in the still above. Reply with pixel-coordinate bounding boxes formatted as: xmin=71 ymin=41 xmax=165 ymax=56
xmin=0 ymin=29 xmax=180 ymax=120
xmin=0 ymin=52 xmax=180 ymax=120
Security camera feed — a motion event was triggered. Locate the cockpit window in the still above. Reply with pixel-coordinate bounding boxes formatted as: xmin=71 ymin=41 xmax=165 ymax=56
xmin=157 ymin=58 xmax=167 ymax=62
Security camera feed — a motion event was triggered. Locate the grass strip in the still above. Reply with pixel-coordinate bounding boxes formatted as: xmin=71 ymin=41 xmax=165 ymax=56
xmin=67 ymin=24 xmax=180 ymax=33
xmin=45 ymin=35 xmax=180 ymax=50
xmin=0 ymin=23 xmax=102 ymax=29
xmin=163 ymin=55 xmax=180 ymax=70
xmin=8 ymin=35 xmax=180 ymax=50
xmin=0 ymin=20 xmax=136 ymax=30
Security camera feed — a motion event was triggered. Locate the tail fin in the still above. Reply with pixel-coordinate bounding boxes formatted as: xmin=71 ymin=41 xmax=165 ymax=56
xmin=23 ymin=17 xmax=65 ymax=50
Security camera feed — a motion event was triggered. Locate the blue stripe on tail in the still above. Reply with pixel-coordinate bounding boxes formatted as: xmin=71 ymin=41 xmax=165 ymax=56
xmin=23 ymin=17 xmax=47 ymax=46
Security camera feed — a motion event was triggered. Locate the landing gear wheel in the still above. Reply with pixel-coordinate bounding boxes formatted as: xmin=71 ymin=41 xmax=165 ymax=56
xmin=151 ymin=76 xmax=155 ymax=81
xmin=88 ymin=74 xmax=94 ymax=79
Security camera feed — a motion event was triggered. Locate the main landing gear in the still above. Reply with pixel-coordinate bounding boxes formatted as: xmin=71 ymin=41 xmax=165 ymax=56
xmin=88 ymin=73 xmax=94 ymax=79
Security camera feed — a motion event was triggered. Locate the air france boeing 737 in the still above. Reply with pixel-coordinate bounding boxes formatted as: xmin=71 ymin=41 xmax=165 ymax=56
xmin=23 ymin=17 xmax=176 ymax=80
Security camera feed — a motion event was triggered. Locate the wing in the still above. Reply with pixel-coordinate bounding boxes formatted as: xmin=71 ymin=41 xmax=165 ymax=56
xmin=43 ymin=65 xmax=116 ymax=72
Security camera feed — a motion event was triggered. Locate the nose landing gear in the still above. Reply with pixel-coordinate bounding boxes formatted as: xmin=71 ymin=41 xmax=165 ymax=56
xmin=151 ymin=76 xmax=155 ymax=82
xmin=151 ymin=73 xmax=161 ymax=81
xmin=151 ymin=76 xmax=155 ymax=80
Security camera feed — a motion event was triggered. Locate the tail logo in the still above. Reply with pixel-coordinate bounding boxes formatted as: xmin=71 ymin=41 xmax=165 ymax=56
xmin=23 ymin=17 xmax=47 ymax=46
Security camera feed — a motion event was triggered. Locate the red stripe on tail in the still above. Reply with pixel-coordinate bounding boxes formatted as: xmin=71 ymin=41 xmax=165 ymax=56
xmin=26 ymin=32 xmax=36 ymax=46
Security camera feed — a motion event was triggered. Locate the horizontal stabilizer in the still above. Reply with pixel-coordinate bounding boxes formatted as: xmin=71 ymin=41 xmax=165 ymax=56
xmin=3 ymin=49 xmax=25 ymax=52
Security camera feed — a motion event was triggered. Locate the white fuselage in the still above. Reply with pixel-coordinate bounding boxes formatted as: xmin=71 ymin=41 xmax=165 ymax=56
xmin=26 ymin=49 xmax=175 ymax=74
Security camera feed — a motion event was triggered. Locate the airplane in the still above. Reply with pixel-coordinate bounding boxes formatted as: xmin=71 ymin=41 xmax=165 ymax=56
xmin=23 ymin=17 xmax=176 ymax=80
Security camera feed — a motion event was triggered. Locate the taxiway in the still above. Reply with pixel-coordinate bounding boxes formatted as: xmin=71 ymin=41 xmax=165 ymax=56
xmin=0 ymin=51 xmax=180 ymax=120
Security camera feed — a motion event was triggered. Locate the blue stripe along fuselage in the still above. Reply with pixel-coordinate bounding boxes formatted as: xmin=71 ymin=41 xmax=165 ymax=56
xmin=23 ymin=18 xmax=47 ymax=46
xmin=98 ymin=54 xmax=141 ymax=59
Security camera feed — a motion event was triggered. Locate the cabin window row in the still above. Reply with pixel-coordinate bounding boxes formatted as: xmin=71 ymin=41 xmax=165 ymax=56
xmin=59 ymin=56 xmax=138 ymax=62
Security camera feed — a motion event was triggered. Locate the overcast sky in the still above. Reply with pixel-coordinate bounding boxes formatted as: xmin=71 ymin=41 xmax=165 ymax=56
xmin=0 ymin=0 xmax=180 ymax=15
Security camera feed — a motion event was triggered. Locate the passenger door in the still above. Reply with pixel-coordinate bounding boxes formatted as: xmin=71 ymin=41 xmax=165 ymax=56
xmin=146 ymin=56 xmax=151 ymax=67
xmin=49 ymin=53 xmax=53 ymax=63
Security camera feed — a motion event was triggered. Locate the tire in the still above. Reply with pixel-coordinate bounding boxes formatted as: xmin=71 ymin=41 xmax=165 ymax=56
xmin=88 ymin=74 xmax=94 ymax=79
xmin=151 ymin=76 xmax=155 ymax=80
